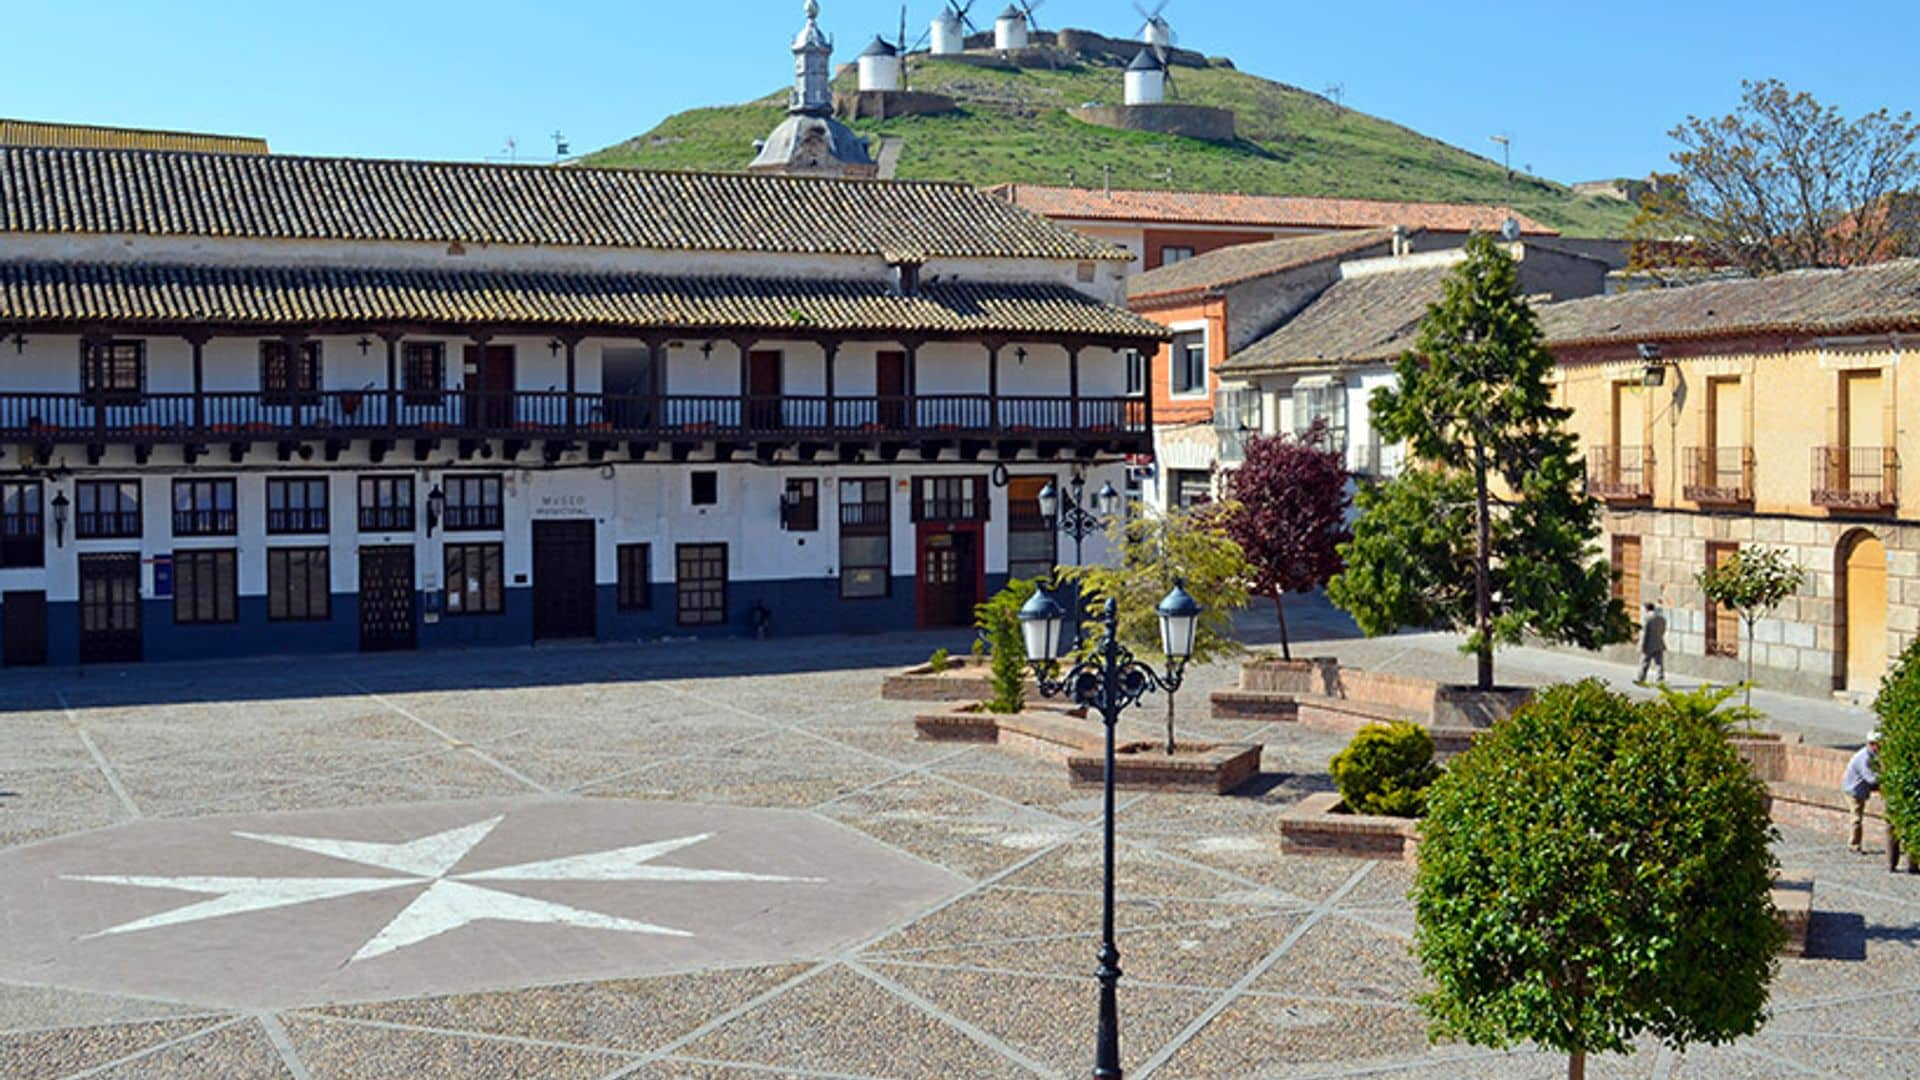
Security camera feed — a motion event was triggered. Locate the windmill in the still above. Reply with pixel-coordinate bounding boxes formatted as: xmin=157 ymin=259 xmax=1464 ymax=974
xmin=1016 ymin=0 xmax=1046 ymax=33
xmin=930 ymin=0 xmax=978 ymax=54
xmin=1134 ymin=0 xmax=1174 ymax=48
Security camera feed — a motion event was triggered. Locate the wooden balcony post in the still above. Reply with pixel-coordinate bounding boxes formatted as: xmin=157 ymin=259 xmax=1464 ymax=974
xmin=904 ymin=338 xmax=922 ymax=429
xmin=381 ymin=331 xmax=401 ymax=437
xmin=985 ymin=338 xmax=1003 ymax=434
xmin=822 ymin=339 xmax=839 ymax=432
xmin=1068 ymin=342 xmax=1083 ymax=432
xmin=564 ymin=336 xmax=579 ymax=437
xmin=645 ymin=335 xmax=668 ymax=433
xmin=187 ymin=332 xmax=209 ymax=433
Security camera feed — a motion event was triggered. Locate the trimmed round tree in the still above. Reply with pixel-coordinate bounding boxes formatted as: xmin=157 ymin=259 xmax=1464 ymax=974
xmin=1220 ymin=423 xmax=1351 ymax=660
xmin=1873 ymin=636 xmax=1920 ymax=861
xmin=1414 ymin=680 xmax=1782 ymax=1080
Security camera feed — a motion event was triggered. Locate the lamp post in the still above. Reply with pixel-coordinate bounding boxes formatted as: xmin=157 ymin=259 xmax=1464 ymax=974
xmin=50 ymin=490 xmax=69 ymax=547
xmin=1037 ymin=473 xmax=1119 ymax=566
xmin=1019 ymin=583 xmax=1201 ymax=1079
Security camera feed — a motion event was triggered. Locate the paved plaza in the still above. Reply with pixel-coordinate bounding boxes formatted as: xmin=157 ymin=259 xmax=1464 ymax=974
xmin=0 ymin=619 xmax=1913 ymax=1078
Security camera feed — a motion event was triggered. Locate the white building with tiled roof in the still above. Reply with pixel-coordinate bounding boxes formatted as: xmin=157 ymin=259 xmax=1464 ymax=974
xmin=0 ymin=142 xmax=1162 ymax=665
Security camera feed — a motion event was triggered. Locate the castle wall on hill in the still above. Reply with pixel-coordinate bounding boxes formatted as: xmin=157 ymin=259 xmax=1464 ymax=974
xmin=1069 ymin=103 xmax=1236 ymax=143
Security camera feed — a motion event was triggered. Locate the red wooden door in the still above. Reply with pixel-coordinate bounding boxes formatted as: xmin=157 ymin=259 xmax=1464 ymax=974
xmin=747 ymin=350 xmax=782 ymax=431
xmin=876 ymin=351 xmax=906 ymax=430
xmin=463 ymin=345 xmax=515 ymax=431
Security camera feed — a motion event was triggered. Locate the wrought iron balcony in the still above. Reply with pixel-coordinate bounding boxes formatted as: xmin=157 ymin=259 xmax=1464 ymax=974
xmin=1683 ymin=446 xmax=1753 ymax=505
xmin=0 ymin=390 xmax=1148 ymax=447
xmin=1586 ymin=445 xmax=1654 ymax=502
xmin=1811 ymin=446 xmax=1898 ymax=511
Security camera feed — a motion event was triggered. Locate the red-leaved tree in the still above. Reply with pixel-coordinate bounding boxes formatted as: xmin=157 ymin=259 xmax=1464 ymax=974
xmin=1221 ymin=423 xmax=1352 ymax=659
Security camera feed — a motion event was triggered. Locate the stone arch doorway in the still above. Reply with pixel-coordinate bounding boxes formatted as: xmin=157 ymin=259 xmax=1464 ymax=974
xmin=1839 ymin=530 xmax=1888 ymax=694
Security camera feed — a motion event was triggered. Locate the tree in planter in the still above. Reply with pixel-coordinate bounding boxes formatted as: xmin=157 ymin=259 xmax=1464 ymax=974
xmin=1872 ymin=637 xmax=1920 ymax=865
xmin=1415 ymin=680 xmax=1782 ymax=1080
xmin=1328 ymin=234 xmax=1629 ymax=690
xmin=1220 ymin=422 xmax=1351 ymax=660
xmin=1696 ymin=546 xmax=1806 ymax=707
xmin=975 ymin=579 xmax=1041 ymax=715
xmin=1329 ymin=721 xmax=1439 ymax=818
xmin=1057 ymin=502 xmax=1250 ymax=753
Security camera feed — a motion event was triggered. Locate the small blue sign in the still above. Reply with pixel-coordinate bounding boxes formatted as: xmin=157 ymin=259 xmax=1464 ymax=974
xmin=151 ymin=555 xmax=173 ymax=599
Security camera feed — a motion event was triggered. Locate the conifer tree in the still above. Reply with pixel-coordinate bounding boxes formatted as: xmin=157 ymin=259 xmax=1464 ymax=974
xmin=1328 ymin=234 xmax=1628 ymax=689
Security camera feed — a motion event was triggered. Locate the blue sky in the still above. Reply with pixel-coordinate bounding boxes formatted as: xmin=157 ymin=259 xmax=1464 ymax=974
xmin=5 ymin=1 xmax=1917 ymax=184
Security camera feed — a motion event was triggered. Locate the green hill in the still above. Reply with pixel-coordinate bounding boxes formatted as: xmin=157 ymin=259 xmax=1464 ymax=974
xmin=585 ymin=52 xmax=1640 ymax=239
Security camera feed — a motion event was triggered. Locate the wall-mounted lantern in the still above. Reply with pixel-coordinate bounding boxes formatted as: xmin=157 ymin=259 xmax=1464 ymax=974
xmin=426 ymin=484 xmax=446 ymax=537
xmin=1638 ymin=342 xmax=1666 ymax=387
xmin=50 ymin=490 xmax=68 ymax=547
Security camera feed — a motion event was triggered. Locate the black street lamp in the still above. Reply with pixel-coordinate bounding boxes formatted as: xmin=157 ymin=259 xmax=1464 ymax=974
xmin=1019 ymin=583 xmax=1201 ymax=1079
xmin=50 ymin=490 xmax=69 ymax=547
xmin=1037 ymin=473 xmax=1119 ymax=566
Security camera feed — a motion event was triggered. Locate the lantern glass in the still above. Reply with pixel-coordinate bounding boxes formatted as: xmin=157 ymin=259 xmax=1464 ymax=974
xmin=1036 ymin=481 xmax=1059 ymax=521
xmin=1095 ymin=482 xmax=1119 ymax=515
xmin=1156 ymin=584 xmax=1202 ymax=662
xmin=1018 ymin=589 xmax=1068 ymax=662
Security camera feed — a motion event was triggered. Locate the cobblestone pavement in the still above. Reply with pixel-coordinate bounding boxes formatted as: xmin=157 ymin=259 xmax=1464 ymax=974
xmin=0 ymin=629 xmax=1913 ymax=1078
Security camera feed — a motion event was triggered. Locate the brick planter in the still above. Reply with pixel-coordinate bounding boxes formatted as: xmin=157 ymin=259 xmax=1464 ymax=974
xmin=1432 ymin=685 xmax=1533 ymax=728
xmin=1068 ymin=742 xmax=1263 ymax=795
xmin=882 ymin=657 xmax=1037 ymax=702
xmin=1278 ymin=792 xmax=1422 ymax=861
xmin=1240 ymin=655 xmax=1340 ymax=695
xmin=915 ymin=702 xmax=1261 ymax=794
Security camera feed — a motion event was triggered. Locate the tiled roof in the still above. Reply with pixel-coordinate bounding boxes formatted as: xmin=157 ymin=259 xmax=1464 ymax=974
xmin=0 ymin=261 xmax=1168 ymax=340
xmin=0 ymin=119 xmax=268 ymax=155
xmin=1540 ymin=259 xmax=1920 ymax=348
xmin=1216 ymin=265 xmax=1451 ymax=376
xmin=0 ymin=147 xmax=1126 ymax=261
xmin=1127 ymin=228 xmax=1401 ymax=302
xmin=989 ymin=183 xmax=1558 ymax=236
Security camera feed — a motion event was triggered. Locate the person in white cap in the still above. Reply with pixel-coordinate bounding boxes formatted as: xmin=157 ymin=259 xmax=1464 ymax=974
xmin=1844 ymin=730 xmax=1881 ymax=853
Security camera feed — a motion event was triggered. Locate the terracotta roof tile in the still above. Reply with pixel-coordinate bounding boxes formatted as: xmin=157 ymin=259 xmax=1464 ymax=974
xmin=0 ymin=118 xmax=268 ymax=155
xmin=0 ymin=147 xmax=1126 ymax=261
xmin=991 ymin=184 xmax=1558 ymax=236
xmin=1217 ymin=265 xmax=1451 ymax=375
xmin=1540 ymin=259 xmax=1920 ymax=348
xmin=1127 ymin=228 xmax=1402 ymax=302
xmin=0 ymin=260 xmax=1167 ymax=340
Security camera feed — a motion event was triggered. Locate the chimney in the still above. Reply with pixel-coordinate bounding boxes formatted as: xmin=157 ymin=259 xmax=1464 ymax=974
xmin=1391 ymin=225 xmax=1409 ymax=257
xmin=890 ymin=260 xmax=922 ymax=296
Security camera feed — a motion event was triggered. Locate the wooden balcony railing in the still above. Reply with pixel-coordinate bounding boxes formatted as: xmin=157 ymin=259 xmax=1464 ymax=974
xmin=1811 ymin=446 xmax=1898 ymax=511
xmin=1683 ymin=446 xmax=1753 ymax=505
xmin=1586 ymin=446 xmax=1654 ymax=501
xmin=0 ymin=390 xmax=1148 ymax=444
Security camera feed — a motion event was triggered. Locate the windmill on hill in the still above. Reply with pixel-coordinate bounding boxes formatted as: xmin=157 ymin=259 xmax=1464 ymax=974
xmin=1135 ymin=0 xmax=1174 ymax=48
xmin=929 ymin=0 xmax=978 ymax=54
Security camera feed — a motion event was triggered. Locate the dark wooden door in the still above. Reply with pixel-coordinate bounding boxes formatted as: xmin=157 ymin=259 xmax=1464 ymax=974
xmin=877 ymin=350 xmax=907 ymax=430
xmin=463 ymin=344 xmax=516 ymax=431
xmin=3 ymin=590 xmax=47 ymax=666
xmin=533 ymin=520 xmax=597 ymax=640
xmin=359 ymin=545 xmax=416 ymax=652
xmin=919 ymin=531 xmax=977 ymax=628
xmin=77 ymin=555 xmax=141 ymax=664
xmin=747 ymin=350 xmax=782 ymax=432
xmin=602 ymin=346 xmax=657 ymax=431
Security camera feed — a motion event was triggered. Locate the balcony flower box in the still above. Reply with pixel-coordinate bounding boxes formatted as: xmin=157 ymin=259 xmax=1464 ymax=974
xmin=339 ymin=392 xmax=364 ymax=417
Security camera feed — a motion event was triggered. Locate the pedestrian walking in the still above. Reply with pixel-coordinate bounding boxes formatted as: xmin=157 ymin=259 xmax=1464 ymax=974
xmin=1636 ymin=602 xmax=1667 ymax=685
xmin=1844 ymin=730 xmax=1880 ymax=854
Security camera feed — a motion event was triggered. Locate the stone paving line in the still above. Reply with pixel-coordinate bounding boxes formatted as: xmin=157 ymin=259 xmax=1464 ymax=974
xmin=54 ymin=689 xmax=141 ymax=821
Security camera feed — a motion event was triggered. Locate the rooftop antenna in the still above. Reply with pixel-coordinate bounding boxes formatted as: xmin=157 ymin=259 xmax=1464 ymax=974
xmin=1489 ymin=134 xmax=1521 ymax=241
xmin=551 ymin=130 xmax=570 ymax=161
xmin=502 ymin=136 xmax=518 ymax=163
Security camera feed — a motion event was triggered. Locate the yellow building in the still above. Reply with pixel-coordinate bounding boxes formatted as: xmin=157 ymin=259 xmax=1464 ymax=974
xmin=1541 ymin=260 xmax=1920 ymax=699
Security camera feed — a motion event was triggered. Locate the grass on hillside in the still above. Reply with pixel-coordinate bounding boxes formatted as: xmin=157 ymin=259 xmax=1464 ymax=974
xmin=587 ymin=57 xmax=1639 ymax=238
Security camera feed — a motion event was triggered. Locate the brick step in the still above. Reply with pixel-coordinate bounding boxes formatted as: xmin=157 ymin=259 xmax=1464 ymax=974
xmin=1209 ymin=690 xmax=1301 ymax=720
xmin=1773 ymin=874 xmax=1813 ymax=958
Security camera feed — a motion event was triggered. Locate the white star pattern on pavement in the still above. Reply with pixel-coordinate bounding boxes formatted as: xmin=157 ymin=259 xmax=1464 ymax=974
xmin=64 ymin=815 xmax=822 ymax=963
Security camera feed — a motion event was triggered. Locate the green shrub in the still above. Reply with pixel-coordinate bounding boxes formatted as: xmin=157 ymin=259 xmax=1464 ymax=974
xmin=976 ymin=580 xmax=1038 ymax=715
xmin=970 ymin=635 xmax=986 ymax=660
xmin=1652 ymin=681 xmax=1764 ymax=733
xmin=1329 ymin=721 xmax=1441 ymax=818
xmin=1873 ymin=637 xmax=1920 ymax=858
xmin=927 ymin=647 xmax=951 ymax=674
xmin=1414 ymin=680 xmax=1781 ymax=1076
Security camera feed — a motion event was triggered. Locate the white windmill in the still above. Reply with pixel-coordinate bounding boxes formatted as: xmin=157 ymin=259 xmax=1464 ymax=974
xmin=930 ymin=0 xmax=978 ymax=54
xmin=1135 ymin=0 xmax=1174 ymax=48
xmin=995 ymin=2 xmax=1043 ymax=50
xmin=859 ymin=36 xmax=903 ymax=91
xmin=1124 ymin=48 xmax=1166 ymax=106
